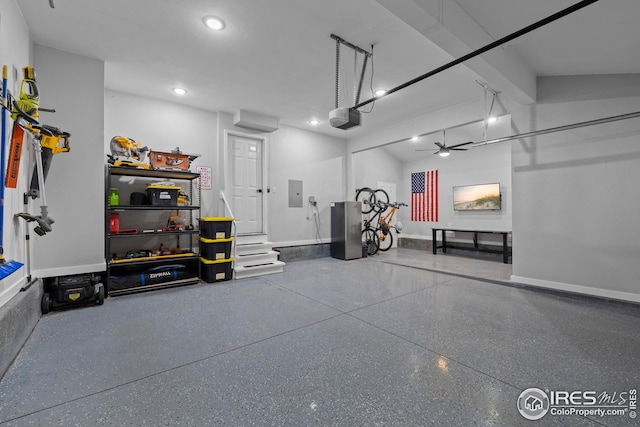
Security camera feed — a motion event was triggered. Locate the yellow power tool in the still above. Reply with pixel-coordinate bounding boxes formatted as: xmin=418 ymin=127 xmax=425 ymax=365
xmin=7 ymin=66 xmax=65 ymax=191
xmin=28 ymin=124 xmax=71 ymax=199
xmin=11 ymin=66 xmax=39 ymax=122
xmin=108 ymin=136 xmax=150 ymax=169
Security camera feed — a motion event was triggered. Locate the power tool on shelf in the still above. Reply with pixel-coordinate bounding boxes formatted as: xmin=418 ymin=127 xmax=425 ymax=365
xmin=108 ymin=136 xmax=150 ymax=169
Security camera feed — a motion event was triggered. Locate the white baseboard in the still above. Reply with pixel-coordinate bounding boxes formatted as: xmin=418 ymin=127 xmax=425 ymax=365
xmin=510 ymin=275 xmax=640 ymax=304
xmin=398 ymin=234 xmax=431 ymax=240
xmin=272 ymin=239 xmax=331 ymax=247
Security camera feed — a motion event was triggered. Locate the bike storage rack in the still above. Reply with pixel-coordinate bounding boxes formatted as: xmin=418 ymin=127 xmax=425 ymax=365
xmin=355 ymin=187 xmax=407 ymax=256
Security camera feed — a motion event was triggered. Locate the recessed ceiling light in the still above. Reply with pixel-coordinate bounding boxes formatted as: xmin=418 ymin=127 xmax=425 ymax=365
xmin=374 ymin=89 xmax=387 ymax=97
xmin=172 ymin=87 xmax=187 ymax=95
xmin=309 ymin=119 xmax=320 ymax=126
xmin=203 ymin=15 xmax=225 ymax=30
xmin=487 ymin=116 xmax=498 ymax=124
xmin=410 ymin=136 xmax=419 ymax=142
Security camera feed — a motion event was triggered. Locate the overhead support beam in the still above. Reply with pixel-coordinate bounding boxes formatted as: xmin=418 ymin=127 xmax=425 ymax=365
xmin=375 ymin=0 xmax=536 ymax=104
xmin=370 ymin=1 xmax=537 ymax=105
xmin=362 ymin=0 xmax=599 ymax=109
xmin=412 ymin=0 xmax=537 ymax=104
xmin=472 ymin=111 xmax=640 ymax=147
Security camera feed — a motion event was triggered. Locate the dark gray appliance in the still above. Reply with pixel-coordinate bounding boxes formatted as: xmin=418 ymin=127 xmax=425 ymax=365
xmin=330 ymin=201 xmax=362 ymax=260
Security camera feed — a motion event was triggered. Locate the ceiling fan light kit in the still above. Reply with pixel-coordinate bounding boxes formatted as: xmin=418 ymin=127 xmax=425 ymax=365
xmin=414 ymin=129 xmax=474 ymax=156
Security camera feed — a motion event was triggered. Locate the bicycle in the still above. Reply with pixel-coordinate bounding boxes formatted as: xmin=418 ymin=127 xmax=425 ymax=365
xmin=356 ymin=187 xmax=388 ymax=255
xmin=373 ymin=201 xmax=407 ymax=252
xmin=355 ymin=187 xmax=389 ymax=214
xmin=355 ymin=187 xmax=406 ymax=255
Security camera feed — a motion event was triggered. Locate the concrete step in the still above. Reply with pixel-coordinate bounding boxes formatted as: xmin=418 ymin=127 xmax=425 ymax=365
xmin=236 ymin=251 xmax=279 ymax=267
xmin=235 ymin=261 xmax=285 ymax=279
xmin=235 ymin=242 xmax=274 ymax=255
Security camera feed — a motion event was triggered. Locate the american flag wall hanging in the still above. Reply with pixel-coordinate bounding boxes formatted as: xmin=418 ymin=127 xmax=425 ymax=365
xmin=411 ymin=170 xmax=438 ymax=222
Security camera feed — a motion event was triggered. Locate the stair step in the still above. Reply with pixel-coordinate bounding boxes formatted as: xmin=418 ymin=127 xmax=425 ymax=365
xmin=236 ymin=251 xmax=279 ymax=267
xmin=235 ymin=261 xmax=285 ymax=279
xmin=235 ymin=242 xmax=274 ymax=255
xmin=236 ymin=234 xmax=268 ymax=245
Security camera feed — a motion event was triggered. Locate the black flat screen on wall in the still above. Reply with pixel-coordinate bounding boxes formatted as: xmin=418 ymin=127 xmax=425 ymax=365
xmin=453 ymin=183 xmax=501 ymax=211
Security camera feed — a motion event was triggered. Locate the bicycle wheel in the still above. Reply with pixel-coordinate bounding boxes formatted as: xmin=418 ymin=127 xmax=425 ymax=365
xmin=355 ymin=187 xmax=376 ymax=214
xmin=362 ymin=227 xmax=379 ymax=255
xmin=377 ymin=228 xmax=394 ymax=251
xmin=373 ymin=189 xmax=389 ymax=212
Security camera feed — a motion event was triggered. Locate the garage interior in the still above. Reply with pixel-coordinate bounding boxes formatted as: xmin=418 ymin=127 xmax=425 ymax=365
xmin=0 ymin=0 xmax=639 ymax=425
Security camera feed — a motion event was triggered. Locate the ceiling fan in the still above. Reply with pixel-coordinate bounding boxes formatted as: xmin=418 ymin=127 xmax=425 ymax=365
xmin=415 ymin=130 xmax=474 ymax=157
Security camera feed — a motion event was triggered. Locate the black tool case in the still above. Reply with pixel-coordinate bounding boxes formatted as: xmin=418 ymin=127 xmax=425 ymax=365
xmin=41 ymin=273 xmax=105 ymax=314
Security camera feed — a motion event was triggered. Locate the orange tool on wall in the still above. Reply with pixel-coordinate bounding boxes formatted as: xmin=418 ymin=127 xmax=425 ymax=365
xmin=6 ymin=66 xmax=39 ymax=189
xmin=5 ymin=124 xmax=24 ymax=188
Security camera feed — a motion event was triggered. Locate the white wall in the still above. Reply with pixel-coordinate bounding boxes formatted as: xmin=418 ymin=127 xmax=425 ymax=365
xmin=511 ymin=74 xmax=640 ymax=302
xmin=401 ymin=140 xmax=512 ymax=238
xmin=0 ymin=0 xmax=32 ymax=307
xmin=104 ymin=105 xmax=349 ymax=248
xmin=347 ymin=76 xmax=640 ymax=303
xmin=30 ymin=45 xmax=105 ymax=278
xmin=348 ymin=99 xmax=512 ymax=243
xmin=268 ymin=125 xmax=347 ymax=245
xmin=352 ymin=147 xmax=403 ymax=197
xmin=104 ymin=90 xmax=218 ymax=215
xmin=214 ymin=115 xmax=348 ymax=245
xmin=347 ymin=97 xmax=488 ymax=195
xmin=351 ymin=148 xmax=404 ymax=248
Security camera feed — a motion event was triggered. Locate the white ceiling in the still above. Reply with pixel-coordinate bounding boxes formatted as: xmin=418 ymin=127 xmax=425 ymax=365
xmin=454 ymin=0 xmax=640 ymax=76
xmin=381 ymin=113 xmax=513 ymax=162
xmin=16 ymin=0 xmax=640 ymax=142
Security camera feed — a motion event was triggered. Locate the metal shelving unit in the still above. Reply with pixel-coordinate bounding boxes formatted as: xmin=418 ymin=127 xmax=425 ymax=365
xmin=105 ymin=166 xmax=202 ymax=296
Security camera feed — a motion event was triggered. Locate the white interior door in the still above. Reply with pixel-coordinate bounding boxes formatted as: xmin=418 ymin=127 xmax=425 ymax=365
xmin=228 ymin=133 xmax=264 ymax=234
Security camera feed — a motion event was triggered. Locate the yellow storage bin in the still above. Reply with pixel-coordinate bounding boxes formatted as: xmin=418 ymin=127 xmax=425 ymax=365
xmin=199 ymin=237 xmax=234 ymax=260
xmin=200 ymin=257 xmax=234 ymax=283
xmin=199 ymin=217 xmax=233 ymax=239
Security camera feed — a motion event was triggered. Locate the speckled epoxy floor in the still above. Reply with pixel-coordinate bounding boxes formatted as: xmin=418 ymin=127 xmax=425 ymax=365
xmin=0 ymin=249 xmax=638 ymax=426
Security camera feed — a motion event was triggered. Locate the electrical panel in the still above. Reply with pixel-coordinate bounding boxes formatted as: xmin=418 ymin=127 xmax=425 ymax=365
xmin=288 ymin=180 xmax=302 ymax=207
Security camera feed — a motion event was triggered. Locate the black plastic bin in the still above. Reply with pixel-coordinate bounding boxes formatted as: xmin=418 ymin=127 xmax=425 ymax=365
xmin=200 ymin=257 xmax=234 ymax=283
xmin=199 ymin=217 xmax=233 ymax=239
xmin=199 ymin=237 xmax=234 ymax=260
